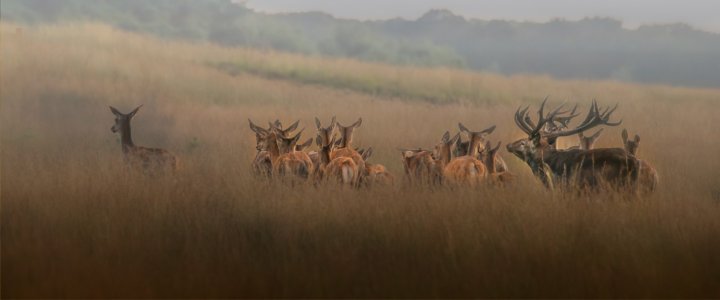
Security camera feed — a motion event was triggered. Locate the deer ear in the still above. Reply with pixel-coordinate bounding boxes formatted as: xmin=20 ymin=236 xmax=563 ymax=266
xmin=481 ymin=125 xmax=496 ymax=135
xmin=634 ymin=134 xmax=640 ymax=143
xmin=450 ymin=132 xmax=461 ymax=144
xmin=621 ymin=129 xmax=629 ymax=143
xmin=592 ymin=128 xmax=604 ymax=139
xmin=458 ymin=123 xmax=469 ymax=133
xmin=352 ymin=118 xmax=362 ymax=128
xmin=298 ymin=138 xmax=313 ymax=151
xmin=128 ymin=105 xmax=143 ymax=118
xmin=315 ymin=117 xmax=322 ymax=130
xmin=284 ymin=120 xmax=300 ymax=133
xmin=315 ymin=135 xmax=322 ymax=147
xmin=362 ymin=147 xmax=373 ymax=161
xmin=441 ymin=131 xmax=450 ymax=143
xmin=109 ymin=106 xmax=122 ymax=116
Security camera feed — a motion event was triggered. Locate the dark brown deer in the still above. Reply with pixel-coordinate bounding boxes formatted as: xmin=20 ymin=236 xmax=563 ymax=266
xmin=110 ymin=105 xmax=178 ymax=172
xmin=507 ymin=99 xmax=639 ymax=190
xmin=622 ymin=129 xmax=659 ymax=193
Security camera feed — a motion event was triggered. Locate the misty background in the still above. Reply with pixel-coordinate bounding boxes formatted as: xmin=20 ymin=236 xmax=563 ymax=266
xmin=2 ymin=0 xmax=719 ymax=88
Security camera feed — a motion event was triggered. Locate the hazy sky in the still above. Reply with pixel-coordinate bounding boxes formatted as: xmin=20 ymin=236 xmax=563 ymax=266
xmin=244 ymin=0 xmax=720 ymax=32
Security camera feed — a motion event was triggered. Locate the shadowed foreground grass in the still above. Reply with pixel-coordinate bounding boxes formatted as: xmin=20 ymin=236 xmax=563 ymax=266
xmin=2 ymin=22 xmax=720 ymax=298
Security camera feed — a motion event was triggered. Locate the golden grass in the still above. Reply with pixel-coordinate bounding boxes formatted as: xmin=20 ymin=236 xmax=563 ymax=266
xmin=2 ymin=22 xmax=720 ymax=297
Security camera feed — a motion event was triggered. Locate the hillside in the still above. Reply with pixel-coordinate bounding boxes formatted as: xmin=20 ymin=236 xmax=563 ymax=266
xmin=2 ymin=0 xmax=720 ymax=88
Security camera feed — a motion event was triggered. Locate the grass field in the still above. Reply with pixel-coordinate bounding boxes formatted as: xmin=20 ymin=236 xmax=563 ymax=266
xmin=2 ymin=22 xmax=720 ymax=298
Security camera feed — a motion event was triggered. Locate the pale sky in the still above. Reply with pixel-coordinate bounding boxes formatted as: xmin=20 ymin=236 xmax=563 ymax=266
xmin=244 ymin=0 xmax=720 ymax=33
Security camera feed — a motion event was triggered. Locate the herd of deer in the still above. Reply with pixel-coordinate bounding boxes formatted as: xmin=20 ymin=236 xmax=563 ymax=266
xmin=109 ymin=98 xmax=658 ymax=193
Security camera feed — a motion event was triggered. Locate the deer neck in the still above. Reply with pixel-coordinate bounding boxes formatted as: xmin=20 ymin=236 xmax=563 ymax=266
xmin=119 ymin=121 xmax=135 ymax=153
xmin=485 ymin=154 xmax=496 ymax=173
xmin=266 ymin=134 xmax=281 ymax=162
xmin=437 ymin=145 xmax=452 ymax=166
xmin=468 ymin=138 xmax=482 ymax=157
xmin=320 ymin=145 xmax=332 ymax=166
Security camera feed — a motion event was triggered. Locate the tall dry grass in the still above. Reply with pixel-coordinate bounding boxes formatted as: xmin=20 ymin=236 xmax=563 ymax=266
xmin=2 ymin=22 xmax=720 ymax=298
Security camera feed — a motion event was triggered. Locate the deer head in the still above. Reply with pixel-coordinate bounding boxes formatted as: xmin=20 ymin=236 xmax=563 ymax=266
xmin=337 ymin=118 xmax=362 ymax=148
xmin=314 ymin=116 xmax=337 ymax=147
xmin=433 ymin=131 xmax=461 ymax=165
xmin=274 ymin=128 xmax=305 ymax=155
xmin=110 ymin=105 xmax=142 ymax=133
xmin=458 ymin=123 xmax=496 ymax=156
xmin=578 ymin=128 xmax=604 ymax=150
xmin=481 ymin=141 xmax=502 ymax=173
xmin=622 ymin=129 xmax=641 ymax=155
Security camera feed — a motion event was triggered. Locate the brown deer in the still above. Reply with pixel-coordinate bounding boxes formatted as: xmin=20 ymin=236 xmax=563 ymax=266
xmin=330 ymin=118 xmax=366 ymax=184
xmin=622 ymin=129 xmax=659 ymax=193
xmin=578 ymin=129 xmax=604 ymax=150
xmin=437 ymin=131 xmax=487 ymax=186
xmin=458 ymin=123 xmax=508 ymax=172
xmin=110 ymin=105 xmax=178 ymax=172
xmin=481 ymin=141 xmax=515 ymax=185
xmin=314 ymin=119 xmax=358 ymax=186
xmin=360 ymin=147 xmax=394 ymax=186
xmin=269 ymin=126 xmax=314 ymax=181
xmin=507 ymin=99 xmax=639 ymax=190
xmin=249 ymin=119 xmax=300 ymax=178
xmin=399 ymin=148 xmax=441 ymax=186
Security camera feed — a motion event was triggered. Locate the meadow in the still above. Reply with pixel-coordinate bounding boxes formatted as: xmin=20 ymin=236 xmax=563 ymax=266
xmin=2 ymin=23 xmax=720 ymax=298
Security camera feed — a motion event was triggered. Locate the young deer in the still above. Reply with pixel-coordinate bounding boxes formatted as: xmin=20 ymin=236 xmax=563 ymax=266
xmin=330 ymin=118 xmax=366 ymax=184
xmin=360 ymin=147 xmax=394 ymax=187
xmin=622 ymin=129 xmax=659 ymax=193
xmin=458 ymin=123 xmax=508 ymax=172
xmin=438 ymin=131 xmax=487 ymax=186
xmin=110 ymin=105 xmax=178 ymax=172
xmin=481 ymin=141 xmax=515 ymax=185
xmin=249 ymin=119 xmax=300 ymax=178
xmin=399 ymin=148 xmax=441 ymax=186
xmin=578 ymin=129 xmax=604 ymax=150
xmin=269 ymin=126 xmax=314 ymax=181
xmin=314 ymin=117 xmax=358 ymax=185
xmin=507 ymin=99 xmax=639 ymax=190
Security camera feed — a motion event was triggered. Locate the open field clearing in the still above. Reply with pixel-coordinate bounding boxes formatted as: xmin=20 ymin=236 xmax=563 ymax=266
xmin=2 ymin=23 xmax=720 ymax=297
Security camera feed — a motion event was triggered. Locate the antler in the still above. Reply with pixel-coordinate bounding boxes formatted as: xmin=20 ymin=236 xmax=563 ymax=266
xmin=543 ymin=100 xmax=621 ymax=139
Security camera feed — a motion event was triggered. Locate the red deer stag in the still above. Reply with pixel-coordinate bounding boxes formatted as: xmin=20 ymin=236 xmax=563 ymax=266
xmin=110 ymin=105 xmax=178 ymax=172
xmin=507 ymin=99 xmax=639 ymax=190
xmin=622 ymin=129 xmax=659 ymax=193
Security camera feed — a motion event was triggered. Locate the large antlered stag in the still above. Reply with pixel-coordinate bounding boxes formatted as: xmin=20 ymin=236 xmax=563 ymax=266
xmin=507 ymin=99 xmax=640 ymax=190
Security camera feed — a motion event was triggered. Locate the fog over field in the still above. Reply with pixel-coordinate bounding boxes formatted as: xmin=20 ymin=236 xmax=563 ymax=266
xmin=246 ymin=0 xmax=720 ymax=32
